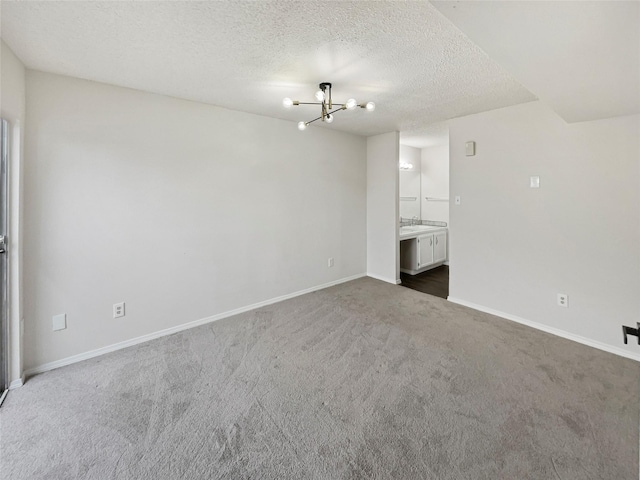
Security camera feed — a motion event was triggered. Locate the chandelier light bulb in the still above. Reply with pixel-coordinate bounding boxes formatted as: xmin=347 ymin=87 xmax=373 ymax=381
xmin=346 ymin=98 xmax=357 ymax=110
xmin=365 ymin=101 xmax=376 ymax=112
xmin=282 ymin=97 xmax=293 ymax=108
xmin=315 ymin=90 xmax=325 ymax=101
xmin=325 ymin=114 xmax=334 ymax=124
xmin=298 ymin=121 xmax=307 ymax=131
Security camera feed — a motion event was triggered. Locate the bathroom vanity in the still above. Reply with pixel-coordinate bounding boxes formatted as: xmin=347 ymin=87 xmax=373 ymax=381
xmin=399 ymin=225 xmax=447 ymax=275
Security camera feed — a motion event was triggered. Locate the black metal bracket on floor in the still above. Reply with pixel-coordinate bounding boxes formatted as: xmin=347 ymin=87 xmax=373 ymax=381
xmin=622 ymin=323 xmax=640 ymax=345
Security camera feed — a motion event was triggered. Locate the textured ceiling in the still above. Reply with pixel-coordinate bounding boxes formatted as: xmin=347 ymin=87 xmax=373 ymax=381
xmin=400 ymin=122 xmax=449 ymax=149
xmin=432 ymin=0 xmax=640 ymax=123
xmin=0 ymin=0 xmax=536 ymax=138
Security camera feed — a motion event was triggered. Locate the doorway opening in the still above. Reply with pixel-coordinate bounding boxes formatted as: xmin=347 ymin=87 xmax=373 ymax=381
xmin=398 ymin=126 xmax=450 ymax=300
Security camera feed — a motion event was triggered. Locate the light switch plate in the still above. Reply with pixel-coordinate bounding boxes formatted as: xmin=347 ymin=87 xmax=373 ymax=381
xmin=530 ymin=176 xmax=540 ymax=188
xmin=53 ymin=313 xmax=66 ymax=331
xmin=455 ymin=196 xmax=461 ymax=205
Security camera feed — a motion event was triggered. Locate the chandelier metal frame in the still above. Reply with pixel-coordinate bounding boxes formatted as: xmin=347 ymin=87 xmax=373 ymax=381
xmin=283 ymin=82 xmax=375 ymax=130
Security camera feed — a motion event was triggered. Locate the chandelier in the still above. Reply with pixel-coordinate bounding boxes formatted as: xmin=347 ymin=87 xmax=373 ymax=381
xmin=282 ymin=82 xmax=375 ymax=131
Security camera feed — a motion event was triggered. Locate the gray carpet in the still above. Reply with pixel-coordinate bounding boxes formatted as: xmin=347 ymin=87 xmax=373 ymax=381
xmin=1 ymin=277 xmax=638 ymax=479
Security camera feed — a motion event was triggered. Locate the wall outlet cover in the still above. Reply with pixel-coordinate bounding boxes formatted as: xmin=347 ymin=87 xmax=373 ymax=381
xmin=113 ymin=302 xmax=125 ymax=318
xmin=53 ymin=313 xmax=67 ymax=331
xmin=557 ymin=293 xmax=568 ymax=308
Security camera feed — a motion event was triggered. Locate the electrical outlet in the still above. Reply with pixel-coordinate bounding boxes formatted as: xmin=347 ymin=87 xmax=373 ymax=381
xmin=113 ymin=302 xmax=125 ymax=318
xmin=328 ymin=257 xmax=334 ymax=267
xmin=557 ymin=294 xmax=568 ymax=308
xmin=52 ymin=313 xmax=66 ymax=331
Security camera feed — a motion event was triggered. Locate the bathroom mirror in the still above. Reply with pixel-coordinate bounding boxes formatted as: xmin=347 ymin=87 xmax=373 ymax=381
xmin=399 ymin=142 xmax=450 ymax=225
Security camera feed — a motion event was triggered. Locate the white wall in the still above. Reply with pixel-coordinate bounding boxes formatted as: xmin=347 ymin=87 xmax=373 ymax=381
xmin=367 ymin=132 xmax=399 ymax=284
xmin=399 ymin=145 xmax=421 ymax=220
xmin=24 ymin=71 xmax=367 ymax=370
xmin=449 ymin=101 xmax=640 ymax=359
xmin=0 ymin=40 xmax=25 ymax=386
xmin=421 ymin=144 xmax=449 ymax=225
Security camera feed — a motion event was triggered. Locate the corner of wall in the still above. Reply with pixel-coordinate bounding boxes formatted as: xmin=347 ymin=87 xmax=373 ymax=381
xmin=366 ymin=132 xmax=400 ymax=284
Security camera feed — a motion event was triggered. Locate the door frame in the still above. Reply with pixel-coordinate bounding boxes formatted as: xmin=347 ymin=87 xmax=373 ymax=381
xmin=0 ymin=118 xmax=9 ymax=403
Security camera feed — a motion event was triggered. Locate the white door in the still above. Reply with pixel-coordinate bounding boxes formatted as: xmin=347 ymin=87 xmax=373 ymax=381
xmin=433 ymin=231 xmax=447 ymax=263
xmin=418 ymin=234 xmax=433 ymax=268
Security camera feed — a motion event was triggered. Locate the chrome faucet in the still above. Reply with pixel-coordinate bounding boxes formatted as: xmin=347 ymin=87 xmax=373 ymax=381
xmin=411 ymin=216 xmax=418 ymax=226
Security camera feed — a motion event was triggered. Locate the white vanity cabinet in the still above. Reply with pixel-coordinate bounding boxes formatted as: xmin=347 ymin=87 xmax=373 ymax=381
xmin=400 ymin=228 xmax=447 ymax=275
xmin=433 ymin=231 xmax=447 ymax=264
xmin=418 ymin=234 xmax=434 ymax=267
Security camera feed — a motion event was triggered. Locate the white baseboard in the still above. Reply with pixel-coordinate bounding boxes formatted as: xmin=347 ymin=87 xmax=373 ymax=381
xmin=366 ymin=273 xmax=400 ymax=285
xmin=9 ymin=376 xmax=24 ymax=389
xmin=25 ymin=273 xmax=367 ymax=378
xmin=447 ymin=297 xmax=640 ymax=362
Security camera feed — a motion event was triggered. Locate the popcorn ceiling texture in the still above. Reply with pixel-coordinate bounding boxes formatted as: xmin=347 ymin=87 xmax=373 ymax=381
xmin=1 ymin=1 xmax=536 ymax=136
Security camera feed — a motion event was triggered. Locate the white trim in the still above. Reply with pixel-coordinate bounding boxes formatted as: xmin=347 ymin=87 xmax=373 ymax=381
xmin=9 ymin=376 xmax=23 ymax=389
xmin=25 ymin=273 xmax=367 ymax=378
xmin=366 ymin=273 xmax=399 ymax=285
xmin=447 ymin=297 xmax=640 ymax=362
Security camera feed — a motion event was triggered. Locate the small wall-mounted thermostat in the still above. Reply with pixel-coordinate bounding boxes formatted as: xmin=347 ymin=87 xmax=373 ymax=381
xmin=465 ymin=141 xmax=475 ymax=156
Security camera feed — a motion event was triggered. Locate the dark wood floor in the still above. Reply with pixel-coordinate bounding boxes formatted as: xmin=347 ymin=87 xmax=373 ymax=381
xmin=400 ymin=265 xmax=449 ymax=299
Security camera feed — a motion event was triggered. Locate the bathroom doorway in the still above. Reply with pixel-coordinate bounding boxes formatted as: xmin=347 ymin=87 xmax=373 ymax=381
xmin=398 ymin=125 xmax=450 ymax=299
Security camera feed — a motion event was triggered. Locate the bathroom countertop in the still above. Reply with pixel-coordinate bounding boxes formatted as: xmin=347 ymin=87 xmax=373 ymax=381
xmin=399 ymin=225 xmax=447 ymax=240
